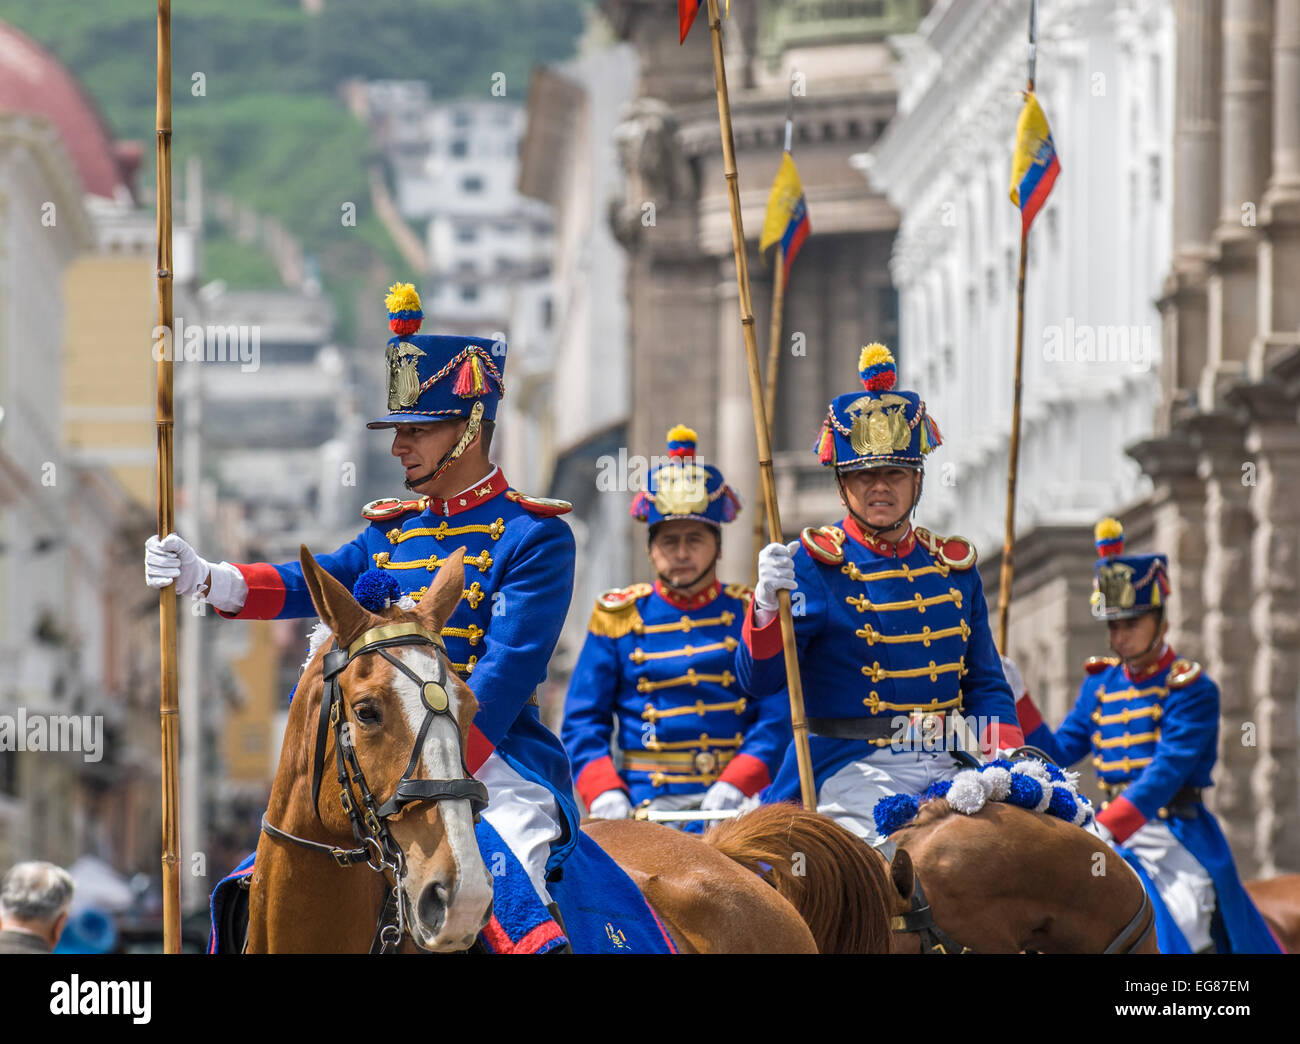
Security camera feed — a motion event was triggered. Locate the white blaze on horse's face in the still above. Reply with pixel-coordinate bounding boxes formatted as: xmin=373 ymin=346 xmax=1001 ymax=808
xmin=384 ymin=647 xmax=494 ymax=952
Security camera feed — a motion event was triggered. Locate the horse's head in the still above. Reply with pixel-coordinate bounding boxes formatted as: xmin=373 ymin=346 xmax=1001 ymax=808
xmin=298 ymin=545 xmax=495 ymax=952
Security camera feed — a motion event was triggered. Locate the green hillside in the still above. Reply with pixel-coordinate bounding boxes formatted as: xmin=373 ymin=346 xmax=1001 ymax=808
xmin=0 ymin=0 xmax=588 ymax=336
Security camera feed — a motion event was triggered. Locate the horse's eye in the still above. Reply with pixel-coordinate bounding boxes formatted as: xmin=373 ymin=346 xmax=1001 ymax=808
xmin=354 ymin=703 xmax=382 ymax=726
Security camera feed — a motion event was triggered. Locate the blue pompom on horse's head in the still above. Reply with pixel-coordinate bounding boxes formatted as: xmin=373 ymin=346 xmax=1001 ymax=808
xmin=352 ymin=568 xmax=401 ymax=612
xmin=872 ymin=758 xmax=1095 ymax=836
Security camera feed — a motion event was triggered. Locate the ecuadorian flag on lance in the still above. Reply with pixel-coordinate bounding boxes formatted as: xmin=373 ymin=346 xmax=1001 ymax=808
xmin=759 ymin=152 xmax=810 ymax=282
xmin=680 ymin=0 xmax=729 ymax=43
xmin=1008 ymin=91 xmax=1061 ymax=233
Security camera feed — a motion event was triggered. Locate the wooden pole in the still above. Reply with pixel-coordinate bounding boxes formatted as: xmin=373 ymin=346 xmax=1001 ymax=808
xmin=997 ymin=0 xmax=1040 ymax=653
xmin=703 ymin=0 xmax=816 ymax=810
xmin=997 ymin=230 xmax=1029 ymax=654
xmin=752 ymin=246 xmax=785 ymax=583
xmin=155 ymin=0 xmax=182 ymax=954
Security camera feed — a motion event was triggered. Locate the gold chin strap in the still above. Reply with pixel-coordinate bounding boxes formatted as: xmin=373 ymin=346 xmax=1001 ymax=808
xmin=448 ymin=400 xmax=485 ymax=461
xmin=404 ymin=400 xmax=486 ymax=491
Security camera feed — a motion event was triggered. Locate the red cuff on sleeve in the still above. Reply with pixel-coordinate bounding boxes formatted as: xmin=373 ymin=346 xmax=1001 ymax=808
xmin=986 ymin=720 xmax=1025 ymax=755
xmin=466 ymin=724 xmax=495 ymax=775
xmin=216 ymin=562 xmax=286 ymax=620
xmin=741 ymin=601 xmax=785 ymax=660
xmin=1097 ymin=794 xmax=1146 ymax=843
xmin=575 ymin=755 xmax=628 ymax=808
xmin=718 ymin=753 xmax=770 ymax=797
xmin=1015 ymin=694 xmax=1044 ymax=736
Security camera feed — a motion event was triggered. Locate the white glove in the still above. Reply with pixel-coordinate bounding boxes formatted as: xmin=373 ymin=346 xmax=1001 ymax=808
xmin=699 ymin=780 xmax=745 ymax=812
xmin=145 ymin=534 xmax=247 ymax=612
xmin=587 ymin=789 xmax=633 ymax=820
xmin=1000 ymin=655 xmax=1027 ymax=701
xmin=1086 ymin=818 xmax=1115 ymax=845
xmin=755 ymin=540 xmax=800 ymax=621
xmin=145 ymin=533 xmax=212 ymax=596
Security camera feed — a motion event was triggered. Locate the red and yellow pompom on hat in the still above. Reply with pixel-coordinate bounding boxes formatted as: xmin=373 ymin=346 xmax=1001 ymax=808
xmin=814 ymin=344 xmax=942 ymax=470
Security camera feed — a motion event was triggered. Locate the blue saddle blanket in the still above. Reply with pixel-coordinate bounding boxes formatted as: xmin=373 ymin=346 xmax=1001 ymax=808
xmin=209 ymin=823 xmax=676 ymax=955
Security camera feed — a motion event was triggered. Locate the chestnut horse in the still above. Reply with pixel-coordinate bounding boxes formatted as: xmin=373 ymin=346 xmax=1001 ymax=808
xmin=1246 ymin=875 xmax=1300 ymax=953
xmin=882 ymin=799 xmax=1159 ymax=953
xmin=246 ymin=546 xmax=897 ymax=953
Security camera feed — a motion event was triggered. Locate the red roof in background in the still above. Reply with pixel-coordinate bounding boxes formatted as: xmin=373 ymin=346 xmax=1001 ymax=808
xmin=0 ymin=21 xmax=126 ymax=199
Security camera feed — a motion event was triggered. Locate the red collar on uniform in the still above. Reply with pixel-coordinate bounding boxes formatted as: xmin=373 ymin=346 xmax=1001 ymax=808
xmin=843 ymin=516 xmax=916 ymax=558
xmin=425 ymin=468 xmax=508 ymax=517
xmin=654 ymin=579 xmax=722 ymax=611
xmin=1124 ymin=645 xmax=1177 ymax=683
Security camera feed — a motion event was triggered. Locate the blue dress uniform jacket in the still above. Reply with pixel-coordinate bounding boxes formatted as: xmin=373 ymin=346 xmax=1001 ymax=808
xmin=1019 ymin=650 xmax=1281 ymax=953
xmin=218 ymin=469 xmax=582 ymax=872
xmin=737 ymin=519 xmax=1024 ymax=801
xmin=563 ymin=580 xmax=790 ymax=808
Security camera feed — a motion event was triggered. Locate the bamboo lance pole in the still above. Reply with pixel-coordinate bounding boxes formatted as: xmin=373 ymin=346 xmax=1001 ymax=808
xmin=703 ymin=0 xmax=816 ymax=810
xmin=155 ymin=0 xmax=182 ymax=954
xmin=752 ymin=246 xmax=786 ymax=582
xmin=996 ymin=229 xmax=1029 ymax=654
xmin=996 ymin=0 xmax=1040 ymax=653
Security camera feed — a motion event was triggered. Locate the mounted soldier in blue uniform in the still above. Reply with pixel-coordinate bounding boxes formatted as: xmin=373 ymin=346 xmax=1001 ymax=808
xmin=562 ymin=426 xmax=790 ymax=826
xmin=738 ymin=345 xmax=1024 ymax=843
xmin=145 ymin=283 xmax=580 ymax=923
xmin=1012 ymin=518 xmax=1281 ymax=953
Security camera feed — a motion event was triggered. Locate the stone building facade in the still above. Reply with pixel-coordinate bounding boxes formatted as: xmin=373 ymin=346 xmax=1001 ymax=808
xmin=600 ymin=0 xmax=922 ymax=585
xmin=1127 ymin=0 xmax=1300 ymax=876
xmin=862 ymin=0 xmax=1174 ymax=762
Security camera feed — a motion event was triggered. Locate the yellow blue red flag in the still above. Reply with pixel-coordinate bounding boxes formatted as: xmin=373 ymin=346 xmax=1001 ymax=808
xmin=759 ymin=151 xmax=810 ymax=282
xmin=1008 ymin=91 xmax=1060 ymax=233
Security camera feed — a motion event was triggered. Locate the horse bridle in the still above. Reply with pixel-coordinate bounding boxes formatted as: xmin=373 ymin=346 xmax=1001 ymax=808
xmin=884 ymin=748 xmax=1157 ymax=955
xmin=261 ymin=621 xmax=490 ymax=953
xmin=887 ymin=854 xmax=1154 ymax=955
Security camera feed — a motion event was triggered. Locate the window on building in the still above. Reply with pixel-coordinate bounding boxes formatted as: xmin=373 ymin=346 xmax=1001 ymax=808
xmin=541 ymin=297 xmax=554 ymax=329
xmin=462 ymin=175 xmax=485 ymax=194
xmin=461 ymin=286 xmax=479 ymax=302
xmin=451 ymin=139 xmax=469 ymax=158
xmin=456 ymin=225 xmax=478 ymax=243
xmin=453 ymin=110 xmax=471 ymax=128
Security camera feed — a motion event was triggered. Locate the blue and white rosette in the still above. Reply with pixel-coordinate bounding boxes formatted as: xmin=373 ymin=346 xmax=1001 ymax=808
xmin=873 ymin=758 xmax=1095 ymax=837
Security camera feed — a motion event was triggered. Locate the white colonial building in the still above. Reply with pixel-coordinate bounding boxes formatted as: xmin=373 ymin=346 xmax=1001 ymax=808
xmin=861 ymin=0 xmax=1174 ymax=554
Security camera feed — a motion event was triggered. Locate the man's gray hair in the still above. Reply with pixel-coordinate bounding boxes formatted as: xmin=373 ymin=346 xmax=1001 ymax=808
xmin=0 ymin=861 xmax=75 ymax=924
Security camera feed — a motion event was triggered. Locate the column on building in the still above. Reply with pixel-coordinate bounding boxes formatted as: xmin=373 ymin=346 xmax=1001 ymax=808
xmin=1254 ymin=0 xmax=1300 ymax=370
xmin=1159 ymin=0 xmax=1222 ymax=427
xmin=1187 ymin=412 xmax=1256 ymax=858
xmin=1202 ymin=0 xmax=1272 ymax=409
xmin=1230 ymin=377 xmax=1300 ymax=875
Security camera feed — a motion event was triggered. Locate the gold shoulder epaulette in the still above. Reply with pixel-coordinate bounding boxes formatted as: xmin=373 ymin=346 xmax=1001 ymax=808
xmin=505 ymin=490 xmax=573 ymax=516
xmin=914 ymin=527 xmax=977 ymax=570
xmin=363 ymin=496 xmax=428 ymax=522
xmin=800 ymin=525 xmax=846 ymax=565
xmin=1084 ymin=655 xmax=1121 ymax=675
xmin=1167 ymin=659 xmax=1203 ymax=689
xmin=589 ymin=584 xmax=649 ymax=639
xmin=724 ymin=583 xmax=753 ymax=603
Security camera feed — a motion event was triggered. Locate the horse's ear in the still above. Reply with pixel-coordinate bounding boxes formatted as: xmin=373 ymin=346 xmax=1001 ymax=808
xmin=299 ymin=545 xmax=373 ymax=648
xmin=889 ymin=847 xmax=915 ymax=903
xmin=413 ymin=545 xmax=466 ymax=633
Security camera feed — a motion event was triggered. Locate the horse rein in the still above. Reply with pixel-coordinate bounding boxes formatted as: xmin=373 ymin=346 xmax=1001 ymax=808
xmin=261 ymin=620 xmax=490 ymax=953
